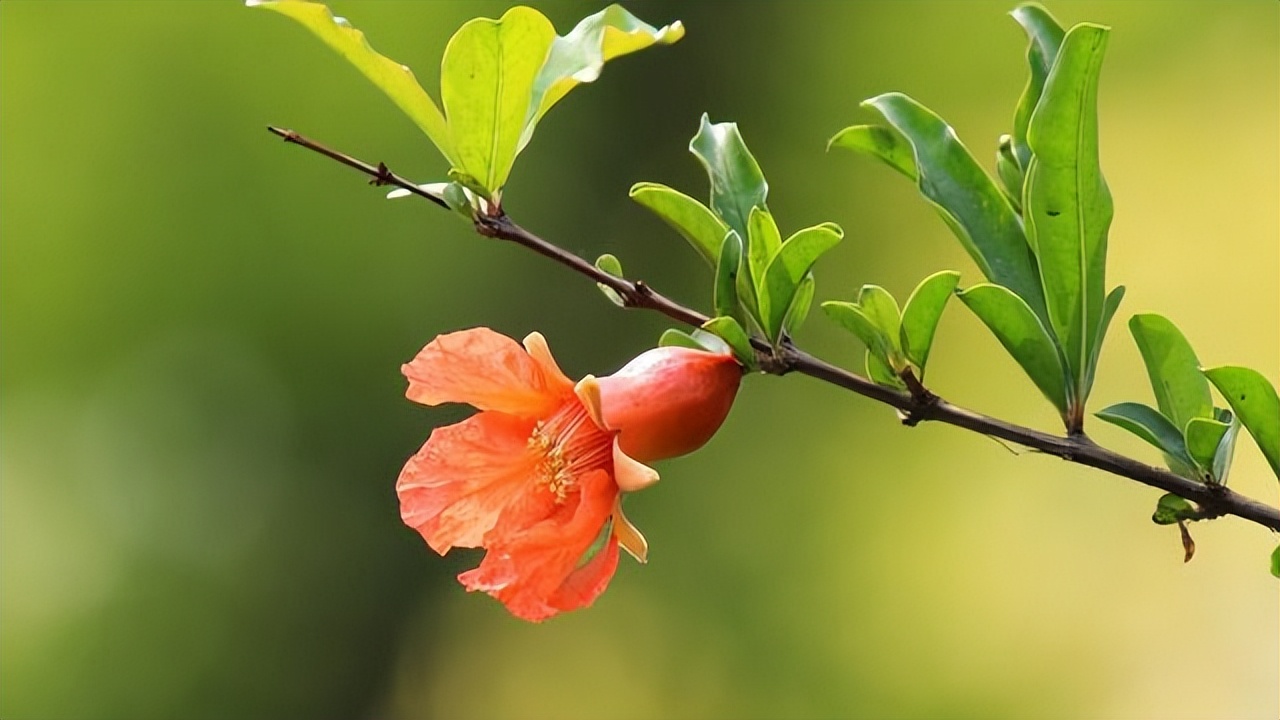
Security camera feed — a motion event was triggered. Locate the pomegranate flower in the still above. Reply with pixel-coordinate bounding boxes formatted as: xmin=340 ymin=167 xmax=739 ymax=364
xmin=396 ymin=327 xmax=741 ymax=621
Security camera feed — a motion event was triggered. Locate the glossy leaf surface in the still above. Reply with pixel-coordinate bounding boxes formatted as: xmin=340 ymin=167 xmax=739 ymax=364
xmin=689 ymin=115 xmax=769 ymax=243
xmin=759 ymin=224 xmax=843 ymax=341
xmin=714 ymin=231 xmax=745 ymax=322
xmin=1185 ymin=417 xmax=1230 ymax=477
xmin=629 ymin=183 xmax=729 ymax=267
xmin=827 ymin=124 xmax=917 ymax=181
xmin=1129 ymin=314 xmax=1212 ymax=433
xmin=899 ymin=270 xmax=961 ymax=372
xmin=1010 ymin=3 xmax=1066 ymax=170
xmin=1095 ymin=402 xmax=1196 ymax=476
xmin=957 ymin=283 xmax=1067 ymax=414
xmin=822 ymin=302 xmax=895 ymax=369
xmin=1204 ymin=366 xmax=1280 ymax=478
xmin=701 ymin=316 xmax=755 ymax=369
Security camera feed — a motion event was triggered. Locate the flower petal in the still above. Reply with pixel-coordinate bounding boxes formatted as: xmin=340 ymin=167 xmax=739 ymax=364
xmin=397 ymin=411 xmax=537 ymax=554
xmin=548 ymin=535 xmax=620 ymax=613
xmin=522 ymin=332 xmax=574 ymax=394
xmin=402 ymin=327 xmax=568 ymax=416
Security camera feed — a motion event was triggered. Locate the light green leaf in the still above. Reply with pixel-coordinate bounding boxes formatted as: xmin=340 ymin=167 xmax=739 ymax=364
xmin=251 ymin=0 xmax=454 ymax=163
xmin=827 ymin=125 xmax=917 ymax=181
xmin=1129 ymin=314 xmax=1212 ymax=433
xmin=899 ymin=270 xmax=961 ymax=372
xmin=1152 ymin=493 xmax=1196 ymax=526
xmin=783 ymin=275 xmax=816 ymax=339
xmin=1185 ymin=417 xmax=1230 ymax=478
xmin=995 ymin=134 xmax=1023 ymax=210
xmin=861 ymin=93 xmax=1047 ymax=321
xmin=629 ymin=182 xmax=728 ymax=267
xmin=714 ymin=231 xmax=745 ymax=323
xmin=658 ymin=328 xmax=706 ymax=352
xmin=1081 ymin=285 xmax=1125 ymax=399
xmin=1010 ymin=3 xmax=1066 ymax=170
xmin=1209 ymin=408 xmax=1241 ymax=485
xmin=522 ymin=5 xmax=683 ymax=151
xmin=1204 ymin=366 xmax=1280 ymax=478
xmin=1271 ymin=545 xmax=1280 ymax=578
xmin=857 ymin=285 xmax=902 ymax=356
xmin=867 ymin=349 xmax=906 ymax=390
xmin=1095 ymin=402 xmax=1196 ymax=476
xmin=823 ymin=301 xmax=895 ymax=369
xmin=957 ymin=283 xmax=1068 ymax=415
xmin=689 ymin=114 xmax=769 ymax=242
xmin=747 ymin=206 xmax=782 ymax=291
xmin=440 ymin=7 xmax=556 ymax=199
xmin=759 ymin=224 xmax=843 ymax=341
xmin=594 ymin=253 xmax=625 ymax=306
xmin=1024 ymin=23 xmax=1112 ymax=397
xmin=701 ymin=316 xmax=755 ymax=369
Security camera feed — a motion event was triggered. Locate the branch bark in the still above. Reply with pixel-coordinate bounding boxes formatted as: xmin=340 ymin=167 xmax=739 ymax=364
xmin=266 ymin=126 xmax=1280 ymax=533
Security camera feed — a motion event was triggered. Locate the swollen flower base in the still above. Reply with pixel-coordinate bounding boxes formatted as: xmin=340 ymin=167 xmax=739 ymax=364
xmin=397 ymin=328 xmax=741 ymax=621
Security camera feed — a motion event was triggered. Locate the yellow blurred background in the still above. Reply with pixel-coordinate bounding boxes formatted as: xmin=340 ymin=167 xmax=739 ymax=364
xmin=2 ymin=1 xmax=1275 ymax=718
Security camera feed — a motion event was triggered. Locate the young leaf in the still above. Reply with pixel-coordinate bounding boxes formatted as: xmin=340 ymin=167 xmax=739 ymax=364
xmin=629 ymin=183 xmax=729 ymax=267
xmin=689 ymin=114 xmax=769 ymax=242
xmin=594 ymin=253 xmax=625 ymax=306
xmin=1023 ymin=23 xmax=1112 ymax=400
xmin=759 ymin=224 xmax=843 ymax=341
xmin=957 ymin=283 xmax=1068 ymax=415
xmin=747 ymin=206 xmax=782 ymax=290
xmin=1203 ymin=366 xmax=1280 ymax=478
xmin=701 ymin=316 xmax=756 ymax=369
xmin=827 ymin=125 xmax=917 ymax=181
xmin=1184 ymin=417 xmax=1230 ymax=479
xmin=1210 ymin=411 xmax=1241 ymax=484
xmin=822 ymin=302 xmax=895 ymax=370
xmin=860 ymin=93 xmax=1047 ymax=321
xmin=867 ymin=349 xmax=906 ymax=390
xmin=783 ymin=275 xmax=816 ymax=338
xmin=1129 ymin=314 xmax=1212 ymax=433
xmin=856 ymin=285 xmax=902 ymax=355
xmin=1095 ymin=402 xmax=1197 ymax=475
xmin=250 ymin=0 xmax=454 ymax=163
xmin=522 ymin=6 xmax=684 ymax=151
xmin=1009 ymin=3 xmax=1066 ymax=170
xmin=995 ymin=135 xmax=1023 ymax=210
xmin=658 ymin=328 xmax=708 ymax=351
xmin=440 ymin=8 xmax=557 ymax=199
xmin=1081 ymin=285 xmax=1125 ymax=400
xmin=1271 ymin=545 xmax=1280 ymax=578
xmin=899 ymin=270 xmax=961 ymax=372
xmin=1152 ymin=493 xmax=1195 ymax=525
xmin=714 ymin=230 xmax=745 ymax=321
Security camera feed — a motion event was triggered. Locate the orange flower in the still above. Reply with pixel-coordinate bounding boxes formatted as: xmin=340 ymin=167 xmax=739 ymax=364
xmin=396 ymin=328 xmax=741 ymax=621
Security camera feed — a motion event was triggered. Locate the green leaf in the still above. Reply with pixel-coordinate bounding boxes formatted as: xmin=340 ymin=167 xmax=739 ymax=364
xmin=822 ymin=301 xmax=895 ymax=369
xmin=440 ymin=7 xmax=557 ymax=199
xmin=1081 ymin=285 xmax=1125 ymax=399
xmin=522 ymin=5 xmax=683 ymax=151
xmin=658 ymin=328 xmax=707 ymax=351
xmin=1185 ymin=417 xmax=1230 ymax=478
xmin=759 ymin=223 xmax=843 ymax=341
xmin=861 ymin=93 xmax=1047 ymax=321
xmin=866 ymin=349 xmax=906 ymax=390
xmin=1010 ymin=3 xmax=1066 ymax=170
xmin=629 ymin=182 xmax=729 ymax=267
xmin=857 ymin=285 xmax=902 ymax=356
xmin=1023 ymin=23 xmax=1112 ymax=398
xmin=899 ymin=270 xmax=961 ymax=372
xmin=714 ymin=230 xmax=744 ymax=321
xmin=1204 ymin=366 xmax=1280 ymax=478
xmin=1152 ymin=493 xmax=1195 ymax=526
xmin=594 ymin=253 xmax=625 ymax=306
xmin=701 ymin=316 xmax=756 ymax=369
xmin=689 ymin=114 xmax=769 ymax=242
xmin=1129 ymin=314 xmax=1212 ymax=433
xmin=1209 ymin=409 xmax=1241 ymax=485
xmin=827 ymin=125 xmax=917 ymax=181
xmin=747 ymin=206 xmax=782 ymax=291
xmin=957 ymin=283 xmax=1068 ymax=415
xmin=783 ymin=274 xmax=815 ymax=339
xmin=1095 ymin=402 xmax=1197 ymax=477
xmin=1271 ymin=545 xmax=1280 ymax=578
xmin=251 ymin=0 xmax=455 ymax=163
xmin=995 ymin=134 xmax=1023 ymax=210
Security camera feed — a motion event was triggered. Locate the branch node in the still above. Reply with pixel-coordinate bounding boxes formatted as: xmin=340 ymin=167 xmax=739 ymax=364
xmin=898 ymin=368 xmax=938 ymax=427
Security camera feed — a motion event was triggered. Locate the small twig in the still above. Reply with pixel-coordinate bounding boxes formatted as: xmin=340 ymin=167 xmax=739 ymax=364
xmin=265 ymin=126 xmax=1280 ymax=534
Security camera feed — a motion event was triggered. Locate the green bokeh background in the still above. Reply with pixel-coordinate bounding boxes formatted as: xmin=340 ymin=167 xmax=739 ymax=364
xmin=3 ymin=1 xmax=1276 ymax=718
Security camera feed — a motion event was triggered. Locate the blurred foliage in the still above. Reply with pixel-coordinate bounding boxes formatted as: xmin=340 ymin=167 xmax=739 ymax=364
xmin=1 ymin=1 xmax=1276 ymax=719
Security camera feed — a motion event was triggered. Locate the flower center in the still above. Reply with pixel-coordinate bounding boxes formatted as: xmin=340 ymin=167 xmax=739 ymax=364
xmin=528 ymin=400 xmax=611 ymax=503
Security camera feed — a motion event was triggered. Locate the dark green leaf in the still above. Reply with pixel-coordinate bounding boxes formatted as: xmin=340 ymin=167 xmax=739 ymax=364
xmin=1185 ymin=417 xmax=1230 ymax=478
xmin=1010 ymin=3 xmax=1066 ymax=170
xmin=1129 ymin=314 xmax=1212 ymax=433
xmin=827 ymin=124 xmax=917 ymax=181
xmin=1151 ymin=493 xmax=1195 ymax=525
xmin=1204 ymin=366 xmax=1280 ymax=478
xmin=1024 ymin=23 xmax=1112 ymax=397
xmin=899 ymin=270 xmax=961 ymax=372
xmin=866 ymin=349 xmax=906 ymax=389
xmin=701 ymin=316 xmax=756 ymax=369
xmin=861 ymin=93 xmax=1047 ymax=321
xmin=714 ymin=230 xmax=744 ymax=321
xmin=995 ymin=134 xmax=1023 ymax=210
xmin=1081 ymin=285 xmax=1125 ymax=400
xmin=1095 ymin=402 xmax=1196 ymax=476
xmin=759 ymin=223 xmax=843 ymax=341
xmin=629 ymin=182 xmax=729 ymax=267
xmin=957 ymin=283 xmax=1068 ymax=415
xmin=689 ymin=114 xmax=768 ymax=242
xmin=822 ymin=301 xmax=895 ymax=369
xmin=594 ymin=253 xmax=625 ymax=306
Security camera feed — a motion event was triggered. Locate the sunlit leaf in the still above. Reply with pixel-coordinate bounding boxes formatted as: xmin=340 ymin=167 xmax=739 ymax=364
xmin=1271 ymin=545 xmax=1280 ymax=578
xmin=957 ymin=283 xmax=1067 ymax=415
xmin=867 ymin=349 xmax=906 ymax=389
xmin=523 ymin=5 xmax=683 ymax=151
xmin=860 ymin=93 xmax=1047 ymax=320
xmin=1010 ymin=3 xmax=1066 ymax=170
xmin=759 ymin=223 xmax=843 ymax=341
xmin=1152 ymin=493 xmax=1195 ymax=526
xmin=702 ymin=316 xmax=756 ymax=369
xmin=1204 ymin=366 xmax=1280 ymax=478
xmin=440 ymin=7 xmax=556 ymax=199
xmin=1024 ymin=23 xmax=1112 ymax=397
xmin=658 ymin=328 xmax=706 ymax=351
xmin=1129 ymin=314 xmax=1212 ymax=433
xmin=689 ymin=114 xmax=769 ymax=242
xmin=629 ymin=182 xmax=728 ymax=267
xmin=827 ymin=124 xmax=917 ymax=181
xmin=857 ymin=285 xmax=902 ymax=356
xmin=899 ymin=270 xmax=960 ymax=373
xmin=747 ymin=206 xmax=782 ymax=291
xmin=594 ymin=253 xmax=625 ymax=306
xmin=783 ymin=274 xmax=815 ymax=339
xmin=824 ymin=302 xmax=893 ymax=366
xmin=1095 ymin=402 xmax=1197 ymax=477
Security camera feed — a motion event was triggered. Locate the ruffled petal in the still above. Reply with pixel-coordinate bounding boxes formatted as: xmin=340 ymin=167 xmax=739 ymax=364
xmin=402 ymin=328 xmax=569 ymax=417
xmin=397 ymin=411 xmax=537 ymax=554
xmin=458 ymin=469 xmax=618 ymax=621
xmin=548 ymin=535 xmax=620 ymax=613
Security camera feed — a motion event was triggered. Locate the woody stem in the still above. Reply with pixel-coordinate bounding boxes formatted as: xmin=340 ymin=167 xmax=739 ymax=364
xmin=266 ymin=126 xmax=1280 ymax=533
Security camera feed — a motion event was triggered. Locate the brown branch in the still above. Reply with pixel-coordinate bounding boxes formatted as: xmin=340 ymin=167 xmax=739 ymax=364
xmin=266 ymin=126 xmax=1280 ymax=534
